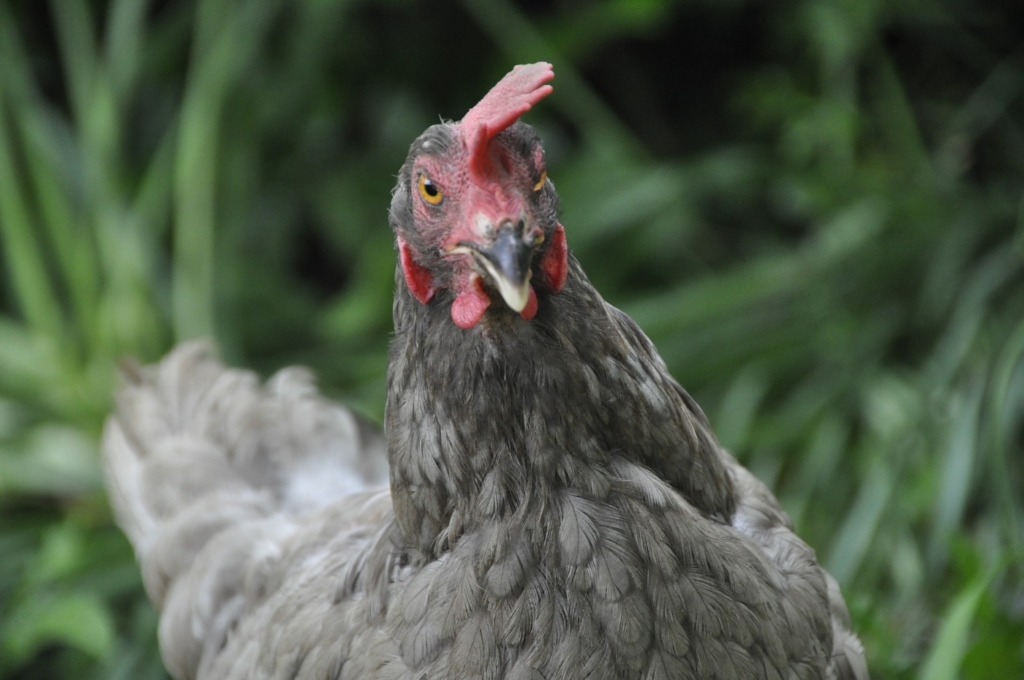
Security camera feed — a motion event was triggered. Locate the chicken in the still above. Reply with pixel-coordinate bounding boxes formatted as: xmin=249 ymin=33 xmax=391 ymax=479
xmin=104 ymin=63 xmax=867 ymax=680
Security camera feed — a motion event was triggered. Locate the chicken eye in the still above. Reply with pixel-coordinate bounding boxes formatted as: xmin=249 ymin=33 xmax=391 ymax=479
xmin=418 ymin=175 xmax=443 ymax=205
xmin=533 ymin=171 xmax=547 ymax=192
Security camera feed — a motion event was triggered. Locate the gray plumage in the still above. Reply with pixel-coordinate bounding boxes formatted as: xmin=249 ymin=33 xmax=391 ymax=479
xmin=104 ymin=63 xmax=867 ymax=680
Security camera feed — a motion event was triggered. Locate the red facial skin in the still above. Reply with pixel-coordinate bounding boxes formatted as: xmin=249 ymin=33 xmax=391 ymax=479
xmin=401 ymin=151 xmax=566 ymax=329
xmin=398 ymin=63 xmax=567 ymax=330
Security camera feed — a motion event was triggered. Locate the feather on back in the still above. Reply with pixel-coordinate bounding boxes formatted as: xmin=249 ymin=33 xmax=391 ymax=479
xmin=103 ymin=341 xmax=389 ymax=678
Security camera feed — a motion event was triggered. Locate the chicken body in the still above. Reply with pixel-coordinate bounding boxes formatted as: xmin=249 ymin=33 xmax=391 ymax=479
xmin=104 ymin=64 xmax=867 ymax=680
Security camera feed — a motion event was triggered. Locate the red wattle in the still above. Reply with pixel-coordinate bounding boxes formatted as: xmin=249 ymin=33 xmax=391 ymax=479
xmin=540 ymin=223 xmax=568 ymax=292
xmin=398 ymin=236 xmax=436 ymax=304
xmin=451 ymin=278 xmax=491 ymax=329
xmin=520 ymin=286 xmax=538 ymax=320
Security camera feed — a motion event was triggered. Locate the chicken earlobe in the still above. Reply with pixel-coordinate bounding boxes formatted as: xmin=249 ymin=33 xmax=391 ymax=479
xmin=539 ymin=222 xmax=568 ymax=292
xmin=397 ymin=235 xmax=436 ymax=304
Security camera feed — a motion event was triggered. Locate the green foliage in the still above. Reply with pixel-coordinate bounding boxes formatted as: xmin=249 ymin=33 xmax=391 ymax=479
xmin=0 ymin=0 xmax=1021 ymax=678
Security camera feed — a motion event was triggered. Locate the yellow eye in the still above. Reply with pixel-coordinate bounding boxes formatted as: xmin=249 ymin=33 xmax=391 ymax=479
xmin=533 ymin=171 xmax=547 ymax=192
xmin=418 ymin=175 xmax=443 ymax=205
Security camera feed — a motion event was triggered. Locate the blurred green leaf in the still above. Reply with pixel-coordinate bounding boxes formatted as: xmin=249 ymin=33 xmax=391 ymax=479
xmin=0 ymin=424 xmax=102 ymax=496
xmin=919 ymin=568 xmax=995 ymax=680
xmin=4 ymin=591 xmax=115 ymax=662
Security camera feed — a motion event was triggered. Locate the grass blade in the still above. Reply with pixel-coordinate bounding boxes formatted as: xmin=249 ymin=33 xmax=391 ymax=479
xmin=173 ymin=0 xmax=282 ymax=341
xmin=928 ymin=378 xmax=983 ymax=568
xmin=918 ymin=568 xmax=995 ymax=680
xmin=17 ymin=108 xmax=100 ymax=338
xmin=826 ymin=455 xmax=895 ymax=585
xmin=105 ymin=0 xmax=150 ymax=100
xmin=0 ymin=88 xmax=64 ymax=339
xmin=49 ymin=0 xmax=99 ymax=125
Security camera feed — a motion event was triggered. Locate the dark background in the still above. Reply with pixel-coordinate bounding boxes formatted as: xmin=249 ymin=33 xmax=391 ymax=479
xmin=0 ymin=0 xmax=1022 ymax=678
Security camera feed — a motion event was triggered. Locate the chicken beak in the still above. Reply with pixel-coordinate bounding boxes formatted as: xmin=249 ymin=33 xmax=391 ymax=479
xmin=478 ymin=225 xmax=533 ymax=313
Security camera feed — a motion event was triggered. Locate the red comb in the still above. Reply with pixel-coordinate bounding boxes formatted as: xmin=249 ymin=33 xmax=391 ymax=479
xmin=461 ymin=63 xmax=554 ymax=180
